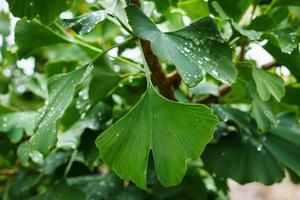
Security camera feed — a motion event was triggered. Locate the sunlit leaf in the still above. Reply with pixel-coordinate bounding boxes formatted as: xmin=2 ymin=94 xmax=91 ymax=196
xmin=178 ymin=0 xmax=209 ymax=20
xmin=0 ymin=111 xmax=37 ymax=135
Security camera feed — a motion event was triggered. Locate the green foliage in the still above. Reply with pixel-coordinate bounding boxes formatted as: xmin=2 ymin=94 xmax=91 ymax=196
xmin=127 ymin=5 xmax=236 ymax=86
xmin=96 ymin=84 xmax=217 ymax=188
xmin=1 ymin=0 xmax=300 ymax=199
xmin=6 ymin=0 xmax=73 ymax=24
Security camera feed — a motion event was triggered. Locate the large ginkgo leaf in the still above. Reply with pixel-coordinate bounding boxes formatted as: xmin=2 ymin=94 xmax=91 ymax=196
xmin=96 ymin=85 xmax=218 ymax=189
xmin=126 ymin=5 xmax=236 ymax=87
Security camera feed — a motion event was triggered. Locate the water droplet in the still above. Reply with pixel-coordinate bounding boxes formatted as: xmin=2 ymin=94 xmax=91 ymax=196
xmin=212 ymin=69 xmax=219 ymax=77
xmin=153 ymin=114 xmax=159 ymax=119
xmin=184 ymin=47 xmax=190 ymax=53
xmin=113 ymin=65 xmax=120 ymax=72
xmin=257 ymin=144 xmax=263 ymax=152
xmin=128 ymin=75 xmax=134 ymax=83
xmin=82 ymin=95 xmax=88 ymax=100
xmin=195 ymin=118 xmax=199 ymax=122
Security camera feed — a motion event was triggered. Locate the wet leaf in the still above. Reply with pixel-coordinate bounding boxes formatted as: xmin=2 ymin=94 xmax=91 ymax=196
xmin=126 ymin=5 xmax=236 ymax=87
xmin=96 ymin=85 xmax=218 ymax=188
xmin=203 ymin=134 xmax=284 ymax=185
xmin=30 ymin=65 xmax=93 ymax=154
xmin=63 ymin=10 xmax=107 ymax=34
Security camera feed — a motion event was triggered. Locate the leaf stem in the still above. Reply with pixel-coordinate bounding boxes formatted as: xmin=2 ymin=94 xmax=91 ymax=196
xmin=64 ymin=149 xmax=78 ymax=178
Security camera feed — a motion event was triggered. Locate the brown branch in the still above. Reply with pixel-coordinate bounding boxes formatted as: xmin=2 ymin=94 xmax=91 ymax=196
xmin=131 ymin=0 xmax=141 ymax=7
xmin=261 ymin=60 xmax=279 ymax=69
xmin=198 ymin=84 xmax=231 ymax=104
xmin=239 ymin=40 xmax=248 ymax=61
xmin=167 ymin=70 xmax=181 ymax=89
xmin=131 ymin=0 xmax=175 ymax=100
xmin=140 ymin=41 xmax=175 ymax=99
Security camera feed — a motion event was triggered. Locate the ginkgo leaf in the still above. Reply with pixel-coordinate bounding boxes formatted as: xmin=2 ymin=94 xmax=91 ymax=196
xmin=264 ymin=113 xmax=300 ymax=177
xmin=63 ymin=10 xmax=107 ymax=34
xmin=15 ymin=19 xmax=68 ymax=58
xmin=212 ymin=2 xmax=262 ymax=40
xmin=125 ymin=5 xmax=236 ymax=87
xmin=203 ymin=134 xmax=284 ymax=185
xmin=30 ymin=65 xmax=93 ymax=154
xmin=205 ymin=105 xmax=285 ymax=184
xmin=96 ymin=84 xmax=218 ymax=189
xmin=213 ymin=1 xmax=298 ymax=54
xmin=252 ymin=66 xmax=285 ymax=102
xmin=6 ymin=0 xmax=73 ymax=24
xmin=0 ymin=111 xmax=36 ymax=136
xmin=252 ymin=97 xmax=277 ymax=132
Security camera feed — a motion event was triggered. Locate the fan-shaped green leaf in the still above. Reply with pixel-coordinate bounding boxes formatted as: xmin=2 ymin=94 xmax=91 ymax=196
xmin=264 ymin=113 xmax=300 ymax=177
xmin=0 ymin=111 xmax=36 ymax=135
xmin=6 ymin=0 xmax=73 ymax=24
xmin=252 ymin=66 xmax=285 ymax=102
xmin=96 ymin=85 xmax=218 ymax=189
xmin=15 ymin=19 xmax=68 ymax=58
xmin=252 ymin=97 xmax=277 ymax=132
xmin=202 ymin=134 xmax=284 ymax=185
xmin=264 ymin=43 xmax=300 ymax=81
xmin=213 ymin=2 xmax=298 ymax=54
xmin=126 ymin=5 xmax=236 ymax=87
xmin=30 ymin=65 xmax=93 ymax=154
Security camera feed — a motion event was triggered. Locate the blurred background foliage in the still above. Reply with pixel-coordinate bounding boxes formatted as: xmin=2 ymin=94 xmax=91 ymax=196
xmin=1 ymin=0 xmax=300 ymax=199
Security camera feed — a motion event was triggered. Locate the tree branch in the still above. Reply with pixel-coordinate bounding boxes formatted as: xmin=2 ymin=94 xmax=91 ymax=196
xmin=261 ymin=60 xmax=279 ymax=69
xmin=131 ymin=0 xmax=175 ymax=100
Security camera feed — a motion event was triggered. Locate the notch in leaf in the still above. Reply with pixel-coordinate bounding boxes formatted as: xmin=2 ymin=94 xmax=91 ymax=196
xmin=125 ymin=5 xmax=236 ymax=87
xmin=96 ymin=84 xmax=218 ymax=189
